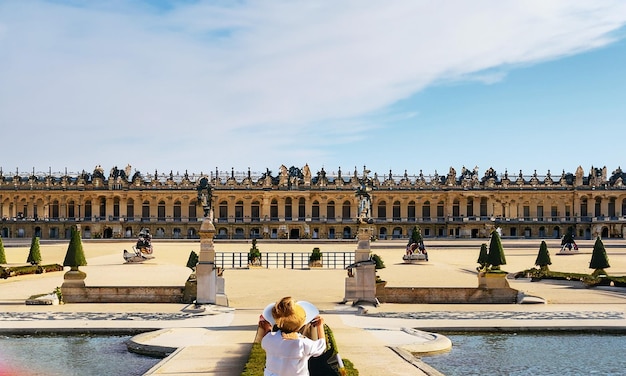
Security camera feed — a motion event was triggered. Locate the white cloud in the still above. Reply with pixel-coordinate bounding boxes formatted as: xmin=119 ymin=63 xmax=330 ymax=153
xmin=0 ymin=0 xmax=625 ymax=174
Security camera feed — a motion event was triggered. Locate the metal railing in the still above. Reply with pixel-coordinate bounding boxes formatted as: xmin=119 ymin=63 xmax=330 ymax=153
xmin=215 ymin=251 xmax=355 ymax=270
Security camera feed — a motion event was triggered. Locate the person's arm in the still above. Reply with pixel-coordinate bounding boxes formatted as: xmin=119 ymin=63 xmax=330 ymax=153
xmin=255 ymin=315 xmax=272 ymax=343
xmin=310 ymin=316 xmax=325 ymax=343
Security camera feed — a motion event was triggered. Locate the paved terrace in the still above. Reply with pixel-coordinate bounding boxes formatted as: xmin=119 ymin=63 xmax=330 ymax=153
xmin=1 ymin=238 xmax=626 ymax=375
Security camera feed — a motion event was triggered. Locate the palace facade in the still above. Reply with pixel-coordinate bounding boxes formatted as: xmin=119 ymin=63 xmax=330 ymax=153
xmin=1 ymin=164 xmax=625 ymax=241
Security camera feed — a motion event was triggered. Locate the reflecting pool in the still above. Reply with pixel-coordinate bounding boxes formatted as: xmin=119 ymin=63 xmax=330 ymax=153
xmin=0 ymin=334 xmax=161 ymax=376
xmin=422 ymin=332 xmax=626 ymax=376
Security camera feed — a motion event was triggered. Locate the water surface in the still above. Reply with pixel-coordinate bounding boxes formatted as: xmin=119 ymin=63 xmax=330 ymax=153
xmin=0 ymin=334 xmax=160 ymax=376
xmin=422 ymin=332 xmax=626 ymax=376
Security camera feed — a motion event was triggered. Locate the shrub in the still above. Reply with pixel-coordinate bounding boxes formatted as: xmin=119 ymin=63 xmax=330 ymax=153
xmin=63 ymin=225 xmax=87 ymax=268
xmin=371 ymin=253 xmax=385 ymax=269
xmin=248 ymin=238 xmax=261 ymax=262
xmin=476 ymin=243 xmax=488 ymax=271
xmin=0 ymin=236 xmax=6 ymax=264
xmin=487 ymin=229 xmax=506 ymax=270
xmin=186 ymin=250 xmax=199 ymax=271
xmin=535 ymin=240 xmax=552 ymax=270
xmin=589 ymin=236 xmax=610 ymax=272
xmin=309 ymin=247 xmax=322 ymax=262
xmin=27 ymin=235 xmax=42 ymax=265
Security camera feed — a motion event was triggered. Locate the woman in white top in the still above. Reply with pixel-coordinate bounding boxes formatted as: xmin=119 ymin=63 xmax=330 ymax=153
xmin=258 ymin=297 xmax=326 ymax=376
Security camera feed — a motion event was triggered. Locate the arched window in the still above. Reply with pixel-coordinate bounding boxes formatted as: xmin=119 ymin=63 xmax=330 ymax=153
xmin=466 ymin=198 xmax=474 ymax=217
xmin=156 ymin=227 xmax=165 ymax=237
xmin=251 ymin=201 xmax=260 ymax=221
xmin=113 ymin=197 xmax=120 ymax=219
xmin=580 ymin=198 xmax=588 ymax=218
xmin=452 ymin=199 xmax=460 ymax=218
xmin=127 ymin=198 xmax=134 ymax=220
xmin=327 ymin=201 xmax=335 ymax=221
xmin=85 ymin=200 xmax=92 ymax=219
xmin=312 ymin=201 xmax=320 ymax=220
xmin=67 ymin=200 xmax=75 ymax=219
xmin=392 ymin=227 xmax=402 ymax=239
xmin=270 ymin=199 xmax=278 ymax=220
xmin=408 ymin=201 xmax=416 ymax=221
xmin=343 ymin=226 xmax=352 ymax=239
xmin=595 ymin=197 xmax=602 ymax=217
xmin=142 ymin=200 xmax=150 ymax=221
xmin=299 ymin=198 xmax=306 ymax=219
xmin=422 ymin=201 xmax=430 ymax=220
xmin=377 ymin=201 xmax=386 ymax=219
xmin=219 ymin=200 xmax=228 ymax=222
xmin=342 ymin=200 xmax=351 ymax=220
xmin=50 ymin=200 xmax=59 ymax=219
xmin=173 ymin=200 xmax=182 ymax=221
xmin=285 ymin=198 xmax=292 ymax=220
xmin=188 ymin=200 xmax=197 ymax=221
xmin=158 ymin=200 xmax=166 ymax=220
xmin=437 ymin=201 xmax=444 ymax=219
xmin=235 ymin=200 xmax=244 ymax=222
xmin=480 ymin=198 xmax=488 ymax=217
xmin=99 ymin=197 xmax=106 ymax=219
xmin=393 ymin=201 xmax=401 ymax=221
xmin=608 ymin=198 xmax=616 ymax=218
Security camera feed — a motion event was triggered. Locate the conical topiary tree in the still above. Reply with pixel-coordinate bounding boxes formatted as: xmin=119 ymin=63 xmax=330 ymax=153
xmin=561 ymin=227 xmax=575 ymax=246
xmin=27 ymin=235 xmax=42 ymax=265
xmin=408 ymin=226 xmax=423 ymax=246
xmin=477 ymin=243 xmax=488 ymax=271
xmin=487 ymin=229 xmax=507 ymax=271
xmin=63 ymin=225 xmax=87 ymax=270
xmin=248 ymin=238 xmax=261 ymax=265
xmin=0 ymin=236 xmax=6 ymax=264
xmin=535 ymin=240 xmax=552 ymax=271
xmin=589 ymin=236 xmax=610 ymax=276
xmin=186 ymin=250 xmax=199 ymax=271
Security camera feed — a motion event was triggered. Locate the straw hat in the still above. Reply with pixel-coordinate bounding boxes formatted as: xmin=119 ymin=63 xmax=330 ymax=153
xmin=262 ymin=298 xmax=319 ymax=333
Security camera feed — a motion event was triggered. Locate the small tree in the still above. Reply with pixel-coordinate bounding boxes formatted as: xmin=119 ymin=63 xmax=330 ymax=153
xmin=27 ymin=235 xmax=42 ymax=265
xmin=407 ymin=226 xmax=424 ymax=246
xmin=0 ymin=236 xmax=6 ymax=264
xmin=589 ymin=236 xmax=610 ymax=276
xmin=63 ymin=226 xmax=87 ymax=270
xmin=561 ymin=227 xmax=575 ymax=246
xmin=309 ymin=247 xmax=322 ymax=262
xmin=477 ymin=243 xmax=488 ymax=271
xmin=487 ymin=229 xmax=506 ymax=271
xmin=186 ymin=250 xmax=199 ymax=271
xmin=248 ymin=238 xmax=261 ymax=265
xmin=371 ymin=253 xmax=385 ymax=269
xmin=535 ymin=240 xmax=552 ymax=271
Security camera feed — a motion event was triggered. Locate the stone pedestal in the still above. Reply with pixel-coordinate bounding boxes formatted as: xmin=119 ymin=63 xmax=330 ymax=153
xmin=344 ymin=225 xmax=378 ymax=306
xmin=477 ymin=271 xmax=510 ymax=289
xmin=61 ymin=268 xmax=86 ymax=288
xmin=196 ymin=218 xmax=228 ymax=306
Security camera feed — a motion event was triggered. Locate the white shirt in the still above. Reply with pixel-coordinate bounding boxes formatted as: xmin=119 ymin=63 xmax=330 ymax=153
xmin=261 ymin=331 xmax=326 ymax=376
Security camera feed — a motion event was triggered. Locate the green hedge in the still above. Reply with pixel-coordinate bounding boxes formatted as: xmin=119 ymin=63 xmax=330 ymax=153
xmin=0 ymin=264 xmax=63 ymax=279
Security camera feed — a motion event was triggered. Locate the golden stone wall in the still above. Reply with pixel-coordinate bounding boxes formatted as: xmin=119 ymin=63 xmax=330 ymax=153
xmin=1 ymin=164 xmax=625 ymax=240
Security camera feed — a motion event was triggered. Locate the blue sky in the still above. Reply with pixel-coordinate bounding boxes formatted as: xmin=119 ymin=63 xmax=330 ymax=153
xmin=1 ymin=0 xmax=625 ymax=179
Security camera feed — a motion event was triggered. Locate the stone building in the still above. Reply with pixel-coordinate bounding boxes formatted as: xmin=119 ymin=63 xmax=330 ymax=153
xmin=1 ymin=164 xmax=625 ymax=241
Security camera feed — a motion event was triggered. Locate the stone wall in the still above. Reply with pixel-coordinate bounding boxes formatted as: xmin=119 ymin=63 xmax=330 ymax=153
xmin=377 ymin=286 xmax=518 ymax=304
xmin=62 ymin=286 xmax=185 ymax=303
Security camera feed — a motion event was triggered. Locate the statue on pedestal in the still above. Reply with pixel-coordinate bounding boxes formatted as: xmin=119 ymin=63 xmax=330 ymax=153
xmin=197 ymin=177 xmax=213 ymax=218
